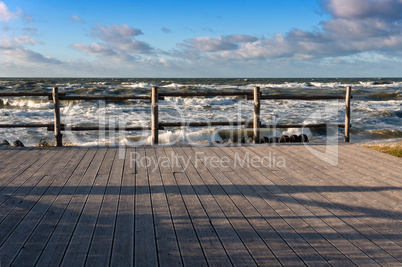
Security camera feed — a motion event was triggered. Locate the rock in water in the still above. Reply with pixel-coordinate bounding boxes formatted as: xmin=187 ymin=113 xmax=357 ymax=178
xmin=280 ymin=135 xmax=290 ymax=143
xmin=290 ymin=134 xmax=300 ymax=142
xmin=1 ymin=140 xmax=11 ymax=147
xmin=13 ymin=140 xmax=25 ymax=147
xmin=269 ymin=137 xmax=279 ymax=143
xmin=299 ymin=134 xmax=309 ymax=143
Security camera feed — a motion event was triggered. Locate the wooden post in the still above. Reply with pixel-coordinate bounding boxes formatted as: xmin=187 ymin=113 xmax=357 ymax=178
xmin=253 ymin=86 xmax=261 ymax=144
xmin=52 ymin=87 xmax=63 ymax=146
xmin=151 ymin=86 xmax=159 ymax=145
xmin=344 ymin=86 xmax=351 ymax=142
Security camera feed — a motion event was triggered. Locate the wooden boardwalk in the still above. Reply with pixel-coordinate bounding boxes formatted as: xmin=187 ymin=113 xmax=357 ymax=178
xmin=0 ymin=144 xmax=401 ymax=266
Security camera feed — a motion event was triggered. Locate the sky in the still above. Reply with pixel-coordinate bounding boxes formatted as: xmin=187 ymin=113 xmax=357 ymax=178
xmin=1 ymin=0 xmax=402 ymax=77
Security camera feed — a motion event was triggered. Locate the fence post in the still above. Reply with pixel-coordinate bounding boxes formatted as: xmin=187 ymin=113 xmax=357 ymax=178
xmin=344 ymin=86 xmax=352 ymax=142
xmin=253 ymin=86 xmax=261 ymax=144
xmin=52 ymin=87 xmax=63 ymax=146
xmin=151 ymin=86 xmax=159 ymax=145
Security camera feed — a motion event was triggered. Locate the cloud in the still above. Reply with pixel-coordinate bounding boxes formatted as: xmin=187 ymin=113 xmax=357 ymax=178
xmin=0 ymin=2 xmax=61 ymax=68
xmin=174 ymin=0 xmax=402 ymax=62
xmin=323 ymin=0 xmax=402 ymax=20
xmin=73 ymin=24 xmax=155 ymax=61
xmin=180 ymin=34 xmax=259 ymax=52
xmin=69 ymin=14 xmax=85 ymax=23
xmin=0 ymin=1 xmax=18 ymax=22
xmin=0 ymin=34 xmax=61 ymax=65
xmin=161 ymin=27 xmax=171 ymax=33
xmin=72 ymin=42 xmax=116 ymax=57
xmin=92 ymin=24 xmax=144 ymax=40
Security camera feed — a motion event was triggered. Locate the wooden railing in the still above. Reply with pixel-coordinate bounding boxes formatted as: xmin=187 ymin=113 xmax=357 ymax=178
xmin=0 ymin=86 xmax=352 ymax=146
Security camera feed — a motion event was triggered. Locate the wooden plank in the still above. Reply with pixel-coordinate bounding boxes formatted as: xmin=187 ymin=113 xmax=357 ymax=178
xmin=0 ymin=147 xmax=79 ymax=265
xmin=151 ymin=87 xmax=159 ymax=145
xmin=144 ymin=147 xmax=182 ymax=266
xmin=178 ymin=146 xmax=259 ymax=266
xmin=248 ymin=123 xmax=346 ymax=129
xmin=4 ymin=148 xmax=91 ymax=266
xmin=155 ymin=147 xmax=208 ymax=266
xmin=337 ymin=145 xmax=402 ymax=182
xmin=344 ymin=86 xmax=351 ymax=142
xmin=0 ymin=92 xmax=53 ymax=97
xmin=166 ymin=146 xmax=232 ymax=266
xmin=307 ymin=144 xmax=402 ymax=207
xmin=0 ymin=148 xmax=32 ymax=169
xmin=253 ymin=86 xmax=260 ymax=143
xmin=61 ymin=148 xmax=116 ymax=267
xmin=350 ymin=145 xmax=402 ymax=170
xmin=0 ymin=148 xmax=64 ymax=222
xmin=159 ymin=91 xmax=253 ymax=97
xmin=134 ymin=147 xmax=158 ymax=266
xmin=317 ymin=144 xmax=402 ymax=181
xmin=311 ymin=145 xmax=402 ymax=203
xmin=0 ymin=149 xmax=23 ymax=163
xmin=86 ymin=147 xmax=125 ymax=265
xmin=247 ymin=95 xmax=346 ymax=100
xmin=59 ymin=95 xmax=151 ymax=101
xmin=0 ymin=148 xmax=48 ymax=189
xmin=274 ymin=145 xmax=402 ymax=262
xmin=198 ymin=146 xmax=338 ymax=266
xmin=223 ymin=145 xmax=378 ymax=266
xmin=159 ymin=121 xmax=247 ymax=127
xmin=53 ymin=87 xmax=63 ymax=146
xmin=110 ymin=148 xmax=136 ymax=266
xmin=0 ymin=145 xmax=399 ymax=266
xmin=248 ymin=145 xmax=402 ymax=265
xmin=274 ymin=145 xmax=402 ymax=247
xmin=0 ymin=123 xmax=54 ymax=128
xmin=189 ymin=146 xmax=283 ymax=266
xmin=35 ymin=148 xmax=108 ymax=266
xmin=53 ymin=126 xmax=151 ymax=131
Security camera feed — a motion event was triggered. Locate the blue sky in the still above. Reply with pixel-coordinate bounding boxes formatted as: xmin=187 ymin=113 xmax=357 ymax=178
xmin=1 ymin=0 xmax=402 ymax=77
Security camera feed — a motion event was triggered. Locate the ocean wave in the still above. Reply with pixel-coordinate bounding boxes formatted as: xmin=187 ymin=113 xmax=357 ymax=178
xmin=366 ymin=129 xmax=402 ymax=138
xmin=1 ymin=77 xmax=401 ymax=146
xmin=0 ymin=99 xmax=52 ymax=109
xmin=120 ymin=82 xmax=157 ymax=88
xmin=364 ymin=91 xmax=400 ymax=101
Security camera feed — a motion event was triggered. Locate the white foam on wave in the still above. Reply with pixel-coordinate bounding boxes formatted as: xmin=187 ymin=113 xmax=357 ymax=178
xmin=163 ymin=96 xmax=240 ymax=106
xmin=144 ymin=128 xmax=223 ymax=145
xmin=1 ymin=99 xmax=52 ymax=109
xmin=120 ymin=82 xmax=157 ymax=88
xmin=162 ymin=83 xmax=186 ymax=89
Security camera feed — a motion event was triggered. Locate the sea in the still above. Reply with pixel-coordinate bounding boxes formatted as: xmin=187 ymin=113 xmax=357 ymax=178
xmin=0 ymin=78 xmax=401 ymax=147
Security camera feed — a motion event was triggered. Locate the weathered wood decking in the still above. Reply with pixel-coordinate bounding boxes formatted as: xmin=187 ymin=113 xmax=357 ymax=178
xmin=0 ymin=144 xmax=401 ymax=266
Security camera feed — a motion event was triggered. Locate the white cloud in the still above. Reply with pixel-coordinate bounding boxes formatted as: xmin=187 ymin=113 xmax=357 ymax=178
xmin=69 ymin=14 xmax=85 ymax=23
xmin=73 ymin=24 xmax=154 ymax=60
xmin=180 ymin=34 xmax=259 ymax=52
xmin=0 ymin=1 xmax=17 ymax=22
xmin=0 ymin=34 xmax=61 ymax=64
xmin=324 ymin=0 xmax=402 ymax=20
xmin=72 ymin=42 xmax=116 ymax=57
xmin=175 ymin=0 xmax=402 ymax=63
xmin=0 ymin=2 xmax=61 ymax=68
